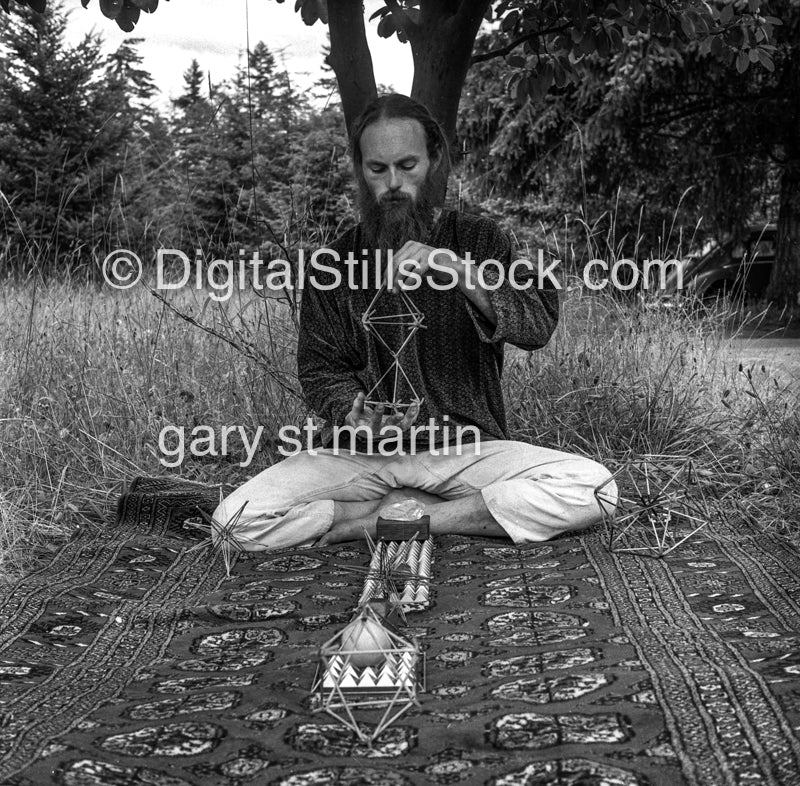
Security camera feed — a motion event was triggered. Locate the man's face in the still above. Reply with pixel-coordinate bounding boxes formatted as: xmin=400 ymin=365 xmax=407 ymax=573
xmin=359 ymin=117 xmax=434 ymax=205
xmin=357 ymin=117 xmax=439 ymax=253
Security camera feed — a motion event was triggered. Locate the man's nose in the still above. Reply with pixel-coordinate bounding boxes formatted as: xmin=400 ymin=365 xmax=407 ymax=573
xmin=387 ymin=167 xmax=403 ymax=191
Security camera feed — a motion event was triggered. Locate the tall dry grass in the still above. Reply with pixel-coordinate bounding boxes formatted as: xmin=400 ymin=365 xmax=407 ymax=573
xmin=503 ymin=289 xmax=799 ymax=541
xmin=0 ymin=279 xmax=303 ymax=577
xmin=1 ymin=248 xmax=798 ymax=578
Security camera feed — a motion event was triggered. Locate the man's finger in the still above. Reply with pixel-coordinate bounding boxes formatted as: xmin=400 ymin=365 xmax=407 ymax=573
xmin=397 ymin=401 xmax=420 ymax=431
xmin=396 ymin=240 xmax=427 ymax=261
xmin=370 ymin=402 xmax=384 ymax=434
xmin=351 ymin=391 xmax=366 ymax=420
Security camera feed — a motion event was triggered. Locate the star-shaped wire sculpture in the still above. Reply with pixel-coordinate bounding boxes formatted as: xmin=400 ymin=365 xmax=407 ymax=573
xmin=594 ymin=456 xmax=712 ymax=558
xmin=185 ymin=488 xmax=259 ymax=577
xmin=361 ymin=282 xmax=426 ymax=414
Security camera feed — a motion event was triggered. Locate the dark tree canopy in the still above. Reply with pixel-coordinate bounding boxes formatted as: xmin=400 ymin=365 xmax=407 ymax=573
xmin=1 ymin=0 xmax=778 ymax=140
xmin=2 ymin=0 xmax=794 ymax=302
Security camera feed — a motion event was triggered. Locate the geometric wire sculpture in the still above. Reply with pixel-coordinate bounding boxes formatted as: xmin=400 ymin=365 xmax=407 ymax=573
xmin=361 ymin=282 xmax=426 ymax=414
xmin=594 ymin=456 xmax=712 ymax=558
xmin=311 ymin=524 xmax=433 ymax=744
xmin=358 ymin=534 xmax=433 ymax=615
xmin=185 ymin=489 xmax=259 ymax=578
xmin=310 ymin=601 xmax=425 ymax=743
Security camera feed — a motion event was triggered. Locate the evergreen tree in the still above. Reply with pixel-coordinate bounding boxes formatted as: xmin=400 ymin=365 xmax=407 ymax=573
xmin=169 ymin=58 xmax=239 ymax=252
xmin=0 ymin=0 xmax=136 ymax=273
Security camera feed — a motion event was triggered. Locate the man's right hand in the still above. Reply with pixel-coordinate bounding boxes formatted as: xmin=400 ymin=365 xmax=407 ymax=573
xmin=343 ymin=391 xmax=419 ymax=446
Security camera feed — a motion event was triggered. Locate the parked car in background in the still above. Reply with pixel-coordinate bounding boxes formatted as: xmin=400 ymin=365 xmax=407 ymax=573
xmin=651 ymin=224 xmax=777 ymax=305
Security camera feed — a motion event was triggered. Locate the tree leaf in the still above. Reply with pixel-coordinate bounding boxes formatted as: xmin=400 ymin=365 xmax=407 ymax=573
xmin=501 ymin=10 xmax=519 ymax=33
xmin=514 ymin=75 xmax=530 ymax=103
xmin=131 ymin=0 xmax=159 ymax=12
xmin=735 ymin=50 xmax=749 ymax=73
xmin=368 ymin=5 xmax=390 ymax=22
xmin=553 ymin=59 xmax=570 ymax=88
xmin=116 ymin=2 xmax=140 ymax=31
xmin=299 ymin=0 xmax=319 ymax=25
xmin=99 ymin=0 xmax=124 ymax=20
xmin=756 ymin=48 xmax=774 ymax=71
xmin=377 ymin=13 xmax=396 ymax=38
xmin=0 ymin=0 xmax=10 ymax=10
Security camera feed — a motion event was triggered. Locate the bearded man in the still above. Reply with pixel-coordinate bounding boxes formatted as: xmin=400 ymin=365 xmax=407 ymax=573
xmin=214 ymin=94 xmax=616 ymax=549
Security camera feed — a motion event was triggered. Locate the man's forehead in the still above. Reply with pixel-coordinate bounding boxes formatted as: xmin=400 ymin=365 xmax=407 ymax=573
xmin=359 ymin=117 xmax=428 ymax=161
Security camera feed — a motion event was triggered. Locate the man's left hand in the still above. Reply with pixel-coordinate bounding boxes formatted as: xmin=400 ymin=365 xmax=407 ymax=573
xmin=386 ymin=240 xmax=462 ymax=294
xmin=386 ymin=240 xmax=497 ymax=328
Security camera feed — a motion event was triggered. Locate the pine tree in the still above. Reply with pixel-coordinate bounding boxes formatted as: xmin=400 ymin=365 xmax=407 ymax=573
xmin=0 ymin=0 xmax=136 ymax=273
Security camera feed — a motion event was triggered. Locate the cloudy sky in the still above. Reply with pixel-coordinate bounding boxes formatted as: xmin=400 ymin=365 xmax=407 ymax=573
xmin=65 ymin=0 xmax=415 ymax=107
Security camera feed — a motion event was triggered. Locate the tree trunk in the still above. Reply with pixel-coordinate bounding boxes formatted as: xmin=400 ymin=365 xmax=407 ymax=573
xmin=766 ymin=157 xmax=800 ymax=307
xmin=408 ymin=1 xmax=491 ymax=204
xmin=327 ymin=0 xmax=490 ymax=205
xmin=410 ymin=4 xmax=488 ymax=142
xmin=327 ymin=0 xmax=377 ymax=135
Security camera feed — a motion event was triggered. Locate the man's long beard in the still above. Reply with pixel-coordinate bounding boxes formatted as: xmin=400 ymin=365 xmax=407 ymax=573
xmin=357 ymin=174 xmax=436 ymax=255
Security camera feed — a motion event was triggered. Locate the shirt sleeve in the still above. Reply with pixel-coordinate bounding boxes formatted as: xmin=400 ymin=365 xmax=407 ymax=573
xmin=296 ymin=258 xmax=365 ymax=431
xmin=462 ymin=217 xmax=559 ymax=351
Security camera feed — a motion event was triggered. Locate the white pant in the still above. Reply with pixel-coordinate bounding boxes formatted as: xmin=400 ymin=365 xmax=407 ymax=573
xmin=212 ymin=440 xmax=617 ymax=551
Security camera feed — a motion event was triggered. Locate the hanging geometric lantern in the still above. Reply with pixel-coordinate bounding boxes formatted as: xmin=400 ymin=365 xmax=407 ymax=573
xmin=361 ymin=283 xmax=426 ymax=414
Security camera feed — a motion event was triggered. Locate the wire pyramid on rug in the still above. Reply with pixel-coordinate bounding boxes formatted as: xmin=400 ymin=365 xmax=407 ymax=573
xmin=311 ymin=519 xmax=433 ymax=743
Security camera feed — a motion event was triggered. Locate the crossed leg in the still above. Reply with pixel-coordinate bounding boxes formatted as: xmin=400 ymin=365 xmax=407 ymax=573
xmin=319 ymin=487 xmax=503 ymax=545
xmin=212 ymin=440 xmax=616 ymax=551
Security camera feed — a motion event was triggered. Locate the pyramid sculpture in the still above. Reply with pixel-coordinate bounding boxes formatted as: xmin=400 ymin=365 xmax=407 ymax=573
xmin=594 ymin=456 xmax=712 ymax=558
xmin=358 ymin=536 xmax=433 ymax=613
xmin=311 ymin=602 xmax=424 ymax=742
xmin=311 ymin=524 xmax=434 ymax=743
xmin=360 ymin=282 xmax=425 ymax=414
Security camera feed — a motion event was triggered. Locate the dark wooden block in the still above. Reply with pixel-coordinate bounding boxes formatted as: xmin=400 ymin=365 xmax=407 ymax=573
xmin=375 ymin=516 xmax=430 ymax=541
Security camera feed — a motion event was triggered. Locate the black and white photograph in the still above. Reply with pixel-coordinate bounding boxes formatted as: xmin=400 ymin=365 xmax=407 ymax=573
xmin=1 ymin=1 xmax=799 ymax=783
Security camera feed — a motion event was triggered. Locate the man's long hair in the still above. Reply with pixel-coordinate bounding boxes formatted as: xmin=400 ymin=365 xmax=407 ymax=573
xmin=350 ymin=94 xmax=451 ymax=175
xmin=351 ymin=94 xmax=451 ymax=254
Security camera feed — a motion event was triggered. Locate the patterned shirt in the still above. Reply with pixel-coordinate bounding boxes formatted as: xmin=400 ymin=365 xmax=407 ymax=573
xmin=296 ymin=209 xmax=559 ymax=450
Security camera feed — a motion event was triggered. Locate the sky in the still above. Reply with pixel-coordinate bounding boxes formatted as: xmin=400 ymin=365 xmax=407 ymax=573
xmin=64 ymin=0 xmax=416 ymax=108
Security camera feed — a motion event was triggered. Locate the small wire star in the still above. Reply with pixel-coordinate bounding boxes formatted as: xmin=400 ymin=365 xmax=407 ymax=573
xmin=185 ymin=488 xmax=259 ymax=577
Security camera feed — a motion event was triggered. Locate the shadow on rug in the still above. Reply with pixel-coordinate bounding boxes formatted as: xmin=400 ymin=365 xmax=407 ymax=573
xmin=1 ymin=475 xmax=800 ymax=785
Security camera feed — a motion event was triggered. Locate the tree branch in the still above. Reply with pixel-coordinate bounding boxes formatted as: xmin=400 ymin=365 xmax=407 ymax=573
xmin=469 ymin=23 xmax=570 ymax=65
xmin=470 ymin=32 xmax=539 ymax=65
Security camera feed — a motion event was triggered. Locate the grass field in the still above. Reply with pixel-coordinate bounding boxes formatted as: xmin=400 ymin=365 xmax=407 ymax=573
xmin=1 ymin=274 xmax=798 ymax=578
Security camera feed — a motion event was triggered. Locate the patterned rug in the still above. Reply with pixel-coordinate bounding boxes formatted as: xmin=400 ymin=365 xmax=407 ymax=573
xmin=2 ymin=475 xmax=800 ymax=785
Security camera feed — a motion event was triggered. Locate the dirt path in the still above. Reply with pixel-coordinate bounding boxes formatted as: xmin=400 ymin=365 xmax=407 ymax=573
xmin=731 ymin=337 xmax=800 ymax=387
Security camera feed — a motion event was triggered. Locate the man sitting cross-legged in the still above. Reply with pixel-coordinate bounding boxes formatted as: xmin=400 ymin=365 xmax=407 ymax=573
xmin=213 ymin=93 xmax=617 ymax=549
